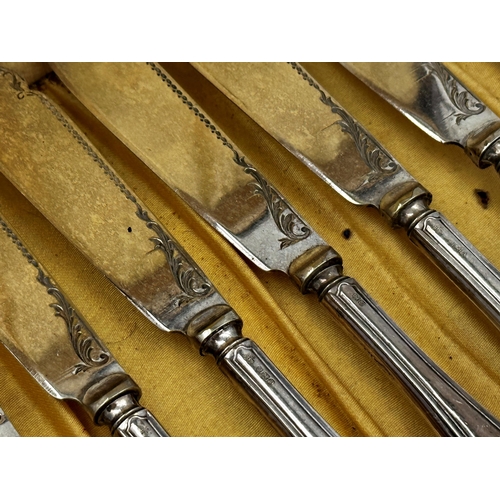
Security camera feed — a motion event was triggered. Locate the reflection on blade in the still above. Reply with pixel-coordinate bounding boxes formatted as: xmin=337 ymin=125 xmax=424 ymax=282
xmin=341 ymin=62 xmax=500 ymax=170
xmin=46 ymin=62 xmax=500 ymax=437
xmin=0 ymin=211 xmax=170 ymax=437
xmin=0 ymin=66 xmax=338 ymax=437
xmin=50 ymin=62 xmax=326 ymax=274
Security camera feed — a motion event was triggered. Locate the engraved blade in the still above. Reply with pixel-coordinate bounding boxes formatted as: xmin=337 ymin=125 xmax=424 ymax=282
xmin=50 ymin=62 xmax=326 ymax=273
xmin=341 ymin=62 xmax=500 ymax=149
xmin=0 ymin=67 xmax=226 ymax=333
xmin=190 ymin=62 xmax=419 ymax=210
xmin=0 ymin=211 xmax=133 ymax=407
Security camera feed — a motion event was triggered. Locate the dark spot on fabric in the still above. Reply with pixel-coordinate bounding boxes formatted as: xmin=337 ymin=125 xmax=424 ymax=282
xmin=342 ymin=228 xmax=352 ymax=239
xmin=127 ymin=227 xmax=132 ymax=233
xmin=474 ymin=189 xmax=489 ymax=208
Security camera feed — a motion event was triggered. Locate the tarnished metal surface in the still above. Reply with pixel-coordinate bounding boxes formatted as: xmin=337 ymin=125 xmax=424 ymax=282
xmin=341 ymin=63 xmax=500 ymax=169
xmin=47 ymin=62 xmax=500 ymax=436
xmin=192 ymin=62 xmax=422 ymax=211
xmin=51 ymin=62 xmax=326 ymax=273
xmin=0 ymin=66 xmax=225 ymax=333
xmin=0 ymin=210 xmax=138 ymax=417
xmin=0 ymin=66 xmax=339 ymax=437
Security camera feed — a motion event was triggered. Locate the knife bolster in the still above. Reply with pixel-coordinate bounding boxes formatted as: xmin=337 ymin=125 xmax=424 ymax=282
xmin=478 ymin=135 xmax=500 ymax=172
xmin=465 ymin=123 xmax=500 ymax=170
xmin=379 ymin=184 xmax=432 ymax=229
xmin=98 ymin=393 xmax=169 ymax=437
xmin=186 ymin=304 xmax=243 ymax=359
xmin=84 ymin=373 xmax=141 ymax=424
xmin=288 ymin=245 xmax=343 ymax=294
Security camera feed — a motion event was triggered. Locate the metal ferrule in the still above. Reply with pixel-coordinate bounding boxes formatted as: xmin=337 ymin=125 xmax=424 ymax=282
xmin=288 ymin=245 xmax=343 ymax=294
xmin=83 ymin=373 xmax=142 ymax=423
xmin=99 ymin=393 xmax=142 ymax=432
xmin=98 ymin=393 xmax=168 ymax=437
xmin=465 ymin=124 xmax=500 ymax=169
xmin=379 ymin=184 xmax=433 ymax=229
xmin=186 ymin=303 xmax=243 ymax=360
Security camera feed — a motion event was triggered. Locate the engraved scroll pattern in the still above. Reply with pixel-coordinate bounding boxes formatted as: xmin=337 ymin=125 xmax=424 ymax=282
xmin=147 ymin=62 xmax=311 ymax=249
xmin=232 ymin=152 xmax=311 ymax=248
xmin=426 ymin=62 xmax=485 ymax=124
xmin=288 ymin=62 xmax=400 ymax=185
xmin=0 ymin=68 xmax=212 ymax=305
xmin=0 ymin=216 xmax=110 ymax=374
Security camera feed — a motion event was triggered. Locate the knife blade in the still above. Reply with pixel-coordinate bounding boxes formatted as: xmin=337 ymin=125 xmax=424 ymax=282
xmin=0 ymin=405 xmax=19 ymax=436
xmin=0 ymin=67 xmax=336 ymax=437
xmin=49 ymin=62 xmax=500 ymax=436
xmin=0 ymin=210 xmax=168 ymax=436
xmin=341 ymin=62 xmax=500 ymax=173
xmin=190 ymin=62 xmax=500 ymax=335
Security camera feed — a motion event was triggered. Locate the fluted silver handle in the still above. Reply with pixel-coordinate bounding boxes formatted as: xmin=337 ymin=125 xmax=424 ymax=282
xmin=318 ymin=275 xmax=500 ymax=436
xmin=217 ymin=338 xmax=338 ymax=437
xmin=99 ymin=393 xmax=169 ymax=437
xmin=408 ymin=210 xmax=500 ymax=329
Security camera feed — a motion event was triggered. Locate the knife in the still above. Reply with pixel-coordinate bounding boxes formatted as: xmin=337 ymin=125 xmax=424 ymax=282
xmin=0 ymin=67 xmax=336 ymax=437
xmin=0 ymin=211 xmax=168 ymax=436
xmin=0 ymin=405 xmax=19 ymax=437
xmin=48 ymin=62 xmax=500 ymax=436
xmin=340 ymin=62 xmax=500 ymax=174
xmin=189 ymin=62 xmax=500 ymax=334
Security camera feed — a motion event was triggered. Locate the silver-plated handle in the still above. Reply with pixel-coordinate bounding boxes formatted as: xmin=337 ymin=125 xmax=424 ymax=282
xmin=318 ymin=275 xmax=500 ymax=436
xmin=217 ymin=338 xmax=338 ymax=436
xmin=0 ymin=406 xmax=19 ymax=437
xmin=408 ymin=210 xmax=500 ymax=329
xmin=99 ymin=393 xmax=170 ymax=437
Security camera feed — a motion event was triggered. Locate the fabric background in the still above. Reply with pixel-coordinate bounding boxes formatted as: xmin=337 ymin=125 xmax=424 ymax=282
xmin=0 ymin=62 xmax=499 ymax=437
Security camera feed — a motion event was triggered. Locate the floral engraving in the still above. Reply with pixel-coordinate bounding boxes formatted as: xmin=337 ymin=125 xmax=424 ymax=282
xmin=288 ymin=62 xmax=399 ymax=185
xmin=0 ymin=217 xmax=110 ymax=374
xmin=1 ymin=68 xmax=211 ymax=304
xmin=37 ymin=271 xmax=110 ymax=373
xmin=136 ymin=206 xmax=211 ymax=304
xmin=233 ymin=152 xmax=311 ymax=248
xmin=148 ymin=62 xmax=311 ymax=249
xmin=0 ymin=68 xmax=35 ymax=99
xmin=426 ymin=62 xmax=485 ymax=124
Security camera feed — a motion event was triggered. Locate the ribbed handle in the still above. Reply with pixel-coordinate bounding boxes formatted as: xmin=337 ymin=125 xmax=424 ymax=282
xmin=217 ymin=338 xmax=339 ymax=437
xmin=114 ymin=408 xmax=170 ymax=437
xmin=320 ymin=276 xmax=500 ymax=436
xmin=408 ymin=210 xmax=500 ymax=329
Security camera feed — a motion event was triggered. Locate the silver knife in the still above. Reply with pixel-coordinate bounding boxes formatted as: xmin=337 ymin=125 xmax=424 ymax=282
xmin=0 ymin=66 xmax=336 ymax=437
xmin=0 ymin=405 xmax=19 ymax=437
xmin=341 ymin=62 xmax=500 ymax=174
xmin=48 ymin=62 xmax=500 ymax=436
xmin=0 ymin=211 xmax=168 ymax=436
xmin=189 ymin=62 xmax=500 ymax=334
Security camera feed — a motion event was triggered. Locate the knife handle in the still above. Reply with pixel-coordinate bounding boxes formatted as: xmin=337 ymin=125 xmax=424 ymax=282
xmin=217 ymin=337 xmax=339 ymax=437
xmin=316 ymin=274 xmax=500 ymax=436
xmin=190 ymin=309 xmax=337 ymax=437
xmin=99 ymin=393 xmax=170 ymax=437
xmin=407 ymin=209 xmax=500 ymax=330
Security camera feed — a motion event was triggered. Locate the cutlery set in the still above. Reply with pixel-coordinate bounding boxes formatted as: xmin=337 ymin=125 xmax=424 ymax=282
xmin=0 ymin=62 xmax=499 ymax=437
